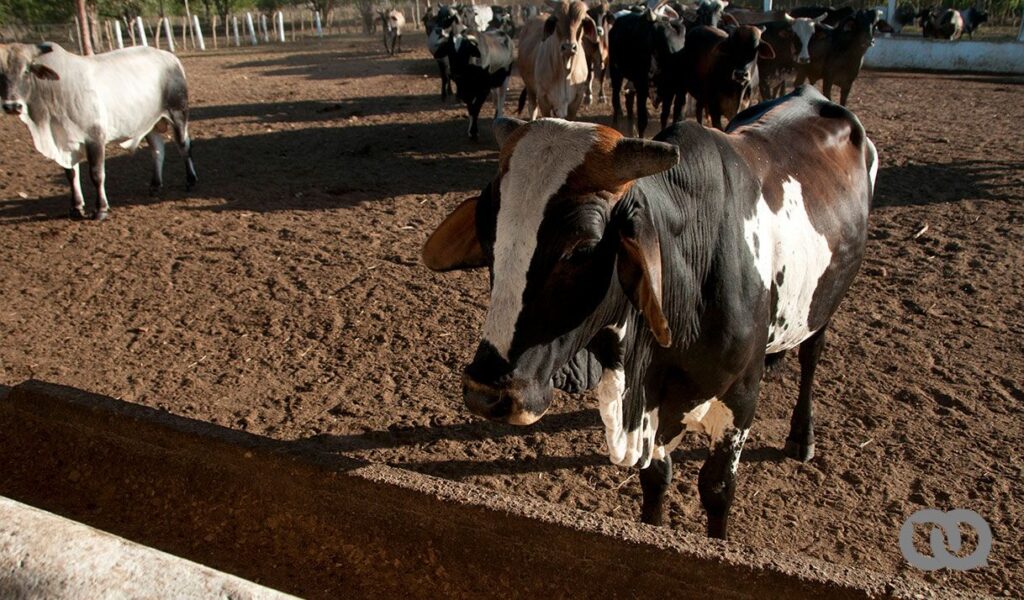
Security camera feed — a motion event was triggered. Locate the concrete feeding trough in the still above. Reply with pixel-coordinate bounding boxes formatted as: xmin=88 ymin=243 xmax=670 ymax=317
xmin=0 ymin=380 xmax=958 ymax=599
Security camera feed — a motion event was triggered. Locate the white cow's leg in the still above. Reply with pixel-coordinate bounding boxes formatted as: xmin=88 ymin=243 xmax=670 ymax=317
xmin=146 ymin=131 xmax=166 ymax=196
xmin=169 ymin=110 xmax=198 ymax=190
xmin=85 ymin=141 xmax=109 ymax=221
xmin=494 ymin=76 xmax=508 ymax=119
xmin=64 ymin=164 xmax=87 ymax=220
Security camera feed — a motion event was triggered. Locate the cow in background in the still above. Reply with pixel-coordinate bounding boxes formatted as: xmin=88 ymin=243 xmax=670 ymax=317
xmin=381 ymin=8 xmax=406 ymax=55
xmin=921 ymin=8 xmax=964 ymax=40
xmin=681 ymin=25 xmax=774 ymax=129
xmin=960 ymin=6 xmax=987 ymax=38
xmin=436 ymin=30 xmax=514 ymax=138
xmin=459 ymin=4 xmax=495 ymax=32
xmin=422 ymin=85 xmax=877 ymax=539
xmin=608 ymin=8 xmax=686 ymax=137
xmin=516 ymin=0 xmax=598 ymax=120
xmin=758 ymin=13 xmax=826 ymax=100
xmin=0 ymin=43 xmax=196 ymax=221
xmin=888 ymin=4 xmax=917 ymax=35
xmin=584 ymin=2 xmax=616 ymax=104
xmin=795 ymin=9 xmax=892 ymax=106
xmin=423 ymin=5 xmax=454 ymax=101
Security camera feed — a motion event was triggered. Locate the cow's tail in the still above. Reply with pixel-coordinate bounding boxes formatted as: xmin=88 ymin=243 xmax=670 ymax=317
xmin=516 ymin=88 xmax=527 ymax=115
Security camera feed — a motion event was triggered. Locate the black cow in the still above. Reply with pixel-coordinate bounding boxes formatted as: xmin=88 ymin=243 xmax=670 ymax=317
xmin=680 ymin=24 xmax=774 ymax=129
xmin=608 ymin=10 xmax=687 ymax=137
xmin=422 ymin=85 xmax=877 ymax=539
xmin=794 ymin=9 xmax=891 ymax=106
xmin=889 ymin=4 xmax=917 ymax=35
xmin=960 ymin=6 xmax=988 ymax=38
xmin=435 ymin=31 xmax=514 ymax=139
xmin=424 ymin=8 xmax=454 ymax=102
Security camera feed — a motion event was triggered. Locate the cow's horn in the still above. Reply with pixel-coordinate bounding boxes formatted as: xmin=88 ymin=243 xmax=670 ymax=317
xmin=493 ymin=117 xmax=526 ymax=150
xmin=610 ymin=138 xmax=680 ymax=183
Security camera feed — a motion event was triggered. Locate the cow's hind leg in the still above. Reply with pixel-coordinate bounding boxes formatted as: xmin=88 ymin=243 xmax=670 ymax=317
xmin=639 ymin=455 xmax=672 ymax=526
xmin=169 ymin=109 xmax=198 ymax=190
xmin=784 ymin=325 xmax=827 ymax=462
xmin=85 ymin=141 xmax=109 ymax=221
xmin=65 ymin=164 xmax=87 ymax=220
xmin=146 ymin=130 xmax=166 ymax=196
xmin=610 ymin=66 xmax=624 ymax=127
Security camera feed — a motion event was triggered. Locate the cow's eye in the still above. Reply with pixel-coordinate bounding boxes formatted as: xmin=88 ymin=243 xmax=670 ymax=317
xmin=561 ymin=239 xmax=600 ymax=263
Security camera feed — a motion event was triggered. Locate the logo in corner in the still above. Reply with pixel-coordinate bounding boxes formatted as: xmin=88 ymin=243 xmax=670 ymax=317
xmin=899 ymin=508 xmax=992 ymax=571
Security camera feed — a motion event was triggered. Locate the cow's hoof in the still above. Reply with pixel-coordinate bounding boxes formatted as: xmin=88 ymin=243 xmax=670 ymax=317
xmin=783 ymin=440 xmax=815 ymax=462
xmin=93 ymin=210 xmax=109 ymax=222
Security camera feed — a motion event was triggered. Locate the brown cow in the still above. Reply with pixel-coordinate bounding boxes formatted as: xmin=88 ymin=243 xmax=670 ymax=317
xmin=516 ymin=0 xmax=598 ymax=119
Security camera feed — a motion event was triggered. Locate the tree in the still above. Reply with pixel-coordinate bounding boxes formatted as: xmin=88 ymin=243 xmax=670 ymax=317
xmin=76 ymin=0 xmax=94 ymax=53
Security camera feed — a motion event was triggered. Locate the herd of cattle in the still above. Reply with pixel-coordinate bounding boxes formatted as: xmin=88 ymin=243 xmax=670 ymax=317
xmin=406 ymin=0 xmax=988 ymax=138
xmin=0 ymin=7 xmax=916 ymax=540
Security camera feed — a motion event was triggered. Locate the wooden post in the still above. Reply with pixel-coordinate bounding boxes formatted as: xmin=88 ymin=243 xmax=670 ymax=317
xmin=212 ymin=15 xmax=219 ymax=48
xmin=74 ymin=0 xmax=94 ymax=54
xmin=233 ymin=15 xmax=242 ymax=46
xmin=72 ymin=16 xmax=85 ymax=54
xmin=154 ymin=17 xmax=163 ymax=48
xmin=246 ymin=12 xmax=258 ymax=44
xmin=193 ymin=15 xmax=206 ymax=49
xmin=163 ymin=17 xmax=176 ymax=52
xmin=136 ymin=17 xmax=148 ymax=46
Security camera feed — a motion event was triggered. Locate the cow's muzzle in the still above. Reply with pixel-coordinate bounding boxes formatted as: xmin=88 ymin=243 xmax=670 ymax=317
xmin=732 ymin=69 xmax=749 ymax=84
xmin=462 ymin=373 xmax=551 ymax=426
xmin=796 ymin=56 xmax=811 ymax=64
xmin=1 ymin=102 xmax=23 ymax=116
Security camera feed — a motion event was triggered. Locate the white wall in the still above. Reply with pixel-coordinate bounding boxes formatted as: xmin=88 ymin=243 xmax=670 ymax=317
xmin=864 ymin=37 xmax=1024 ymax=74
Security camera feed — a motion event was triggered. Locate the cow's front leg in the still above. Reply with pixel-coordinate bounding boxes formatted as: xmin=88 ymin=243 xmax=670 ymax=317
xmin=85 ymin=140 xmax=109 ymax=221
xmin=467 ymin=92 xmax=486 ymax=140
xmin=639 ymin=455 xmax=672 ymax=526
xmin=697 ymin=377 xmax=758 ymax=540
xmin=146 ymin=131 xmax=166 ymax=196
xmin=610 ymin=67 xmax=623 ymax=126
xmin=494 ymin=76 xmax=509 ymax=119
xmin=65 ymin=164 xmax=87 ymax=220
xmin=838 ymin=84 xmax=851 ymax=107
xmin=821 ymin=77 xmax=834 ymax=102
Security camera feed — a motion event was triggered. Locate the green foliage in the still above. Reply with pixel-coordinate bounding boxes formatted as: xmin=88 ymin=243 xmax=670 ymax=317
xmin=0 ymin=0 xmax=75 ymax=24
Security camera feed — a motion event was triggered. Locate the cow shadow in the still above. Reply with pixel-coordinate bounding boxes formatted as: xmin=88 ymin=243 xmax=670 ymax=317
xmin=191 ymin=94 xmax=448 ymax=123
xmin=304 ymin=407 xmax=788 ymax=479
xmin=874 ymin=159 xmax=1024 ymax=207
xmin=229 ymin=47 xmax=435 ymax=80
xmin=0 ymin=117 xmax=501 ymax=224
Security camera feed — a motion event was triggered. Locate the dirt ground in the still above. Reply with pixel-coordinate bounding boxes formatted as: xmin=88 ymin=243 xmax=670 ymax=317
xmin=0 ymin=37 xmax=1021 ymax=597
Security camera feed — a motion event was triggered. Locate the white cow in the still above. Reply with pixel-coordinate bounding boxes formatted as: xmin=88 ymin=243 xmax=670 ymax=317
xmin=0 ymin=43 xmax=196 ymax=221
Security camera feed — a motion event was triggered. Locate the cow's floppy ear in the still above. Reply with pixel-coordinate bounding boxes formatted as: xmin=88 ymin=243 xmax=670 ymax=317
xmin=757 ymin=40 xmax=775 ymax=59
xmin=608 ymin=137 xmax=680 ymax=184
xmin=543 ymin=16 xmax=558 ymax=39
xmin=493 ymin=117 xmax=526 ymax=149
xmin=614 ymin=200 xmax=671 ymax=347
xmin=423 ymin=196 xmax=487 ymax=271
xmin=29 ymin=63 xmax=59 ymax=80
xmin=581 ymin=16 xmax=598 ymax=42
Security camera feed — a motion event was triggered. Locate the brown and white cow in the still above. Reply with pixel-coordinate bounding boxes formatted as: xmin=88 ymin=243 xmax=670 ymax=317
xmin=423 ymin=85 xmax=877 ymax=539
xmin=515 ymin=0 xmax=598 ymax=119
xmin=0 ymin=42 xmax=196 ymax=220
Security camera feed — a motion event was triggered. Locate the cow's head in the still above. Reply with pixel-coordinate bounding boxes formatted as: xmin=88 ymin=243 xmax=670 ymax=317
xmin=784 ymin=13 xmax=826 ymax=64
xmin=838 ymin=9 xmax=889 ymax=50
xmin=423 ymin=118 xmax=679 ymax=425
xmin=696 ymin=0 xmax=728 ymax=28
xmin=0 ymin=43 xmax=59 ymax=117
xmin=543 ymin=0 xmax=598 ymax=63
xmin=716 ymin=25 xmax=774 ymax=85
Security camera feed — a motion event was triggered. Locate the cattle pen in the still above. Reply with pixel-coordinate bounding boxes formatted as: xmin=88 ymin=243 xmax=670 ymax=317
xmin=0 ymin=22 xmax=1022 ymax=600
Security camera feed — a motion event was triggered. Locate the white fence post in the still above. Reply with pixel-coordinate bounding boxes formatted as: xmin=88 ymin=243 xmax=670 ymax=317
xmin=192 ymin=15 xmax=206 ymax=50
xmin=232 ymin=15 xmax=241 ymax=46
xmin=162 ymin=17 xmax=175 ymax=52
xmin=135 ymin=16 xmax=148 ymax=46
xmin=762 ymin=0 xmax=771 ymax=11
xmin=275 ymin=12 xmax=286 ymax=42
xmin=113 ymin=20 xmax=124 ymax=48
xmin=245 ymin=12 xmax=258 ymax=44
xmin=314 ymin=10 xmax=323 ymax=38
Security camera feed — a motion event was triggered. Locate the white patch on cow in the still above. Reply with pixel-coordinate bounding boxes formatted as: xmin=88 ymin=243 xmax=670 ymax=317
xmin=482 ymin=119 xmax=599 ymax=359
xmin=744 ymin=177 xmax=833 ymax=354
xmin=595 ymin=322 xmax=659 ymax=468
xmin=656 ymin=397 xmax=737 ymax=458
xmin=728 ymin=428 xmax=749 ymax=474
xmin=791 ymin=17 xmax=817 ymax=63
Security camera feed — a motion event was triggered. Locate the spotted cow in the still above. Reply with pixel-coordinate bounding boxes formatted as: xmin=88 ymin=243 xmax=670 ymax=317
xmin=422 ymin=85 xmax=876 ymax=539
